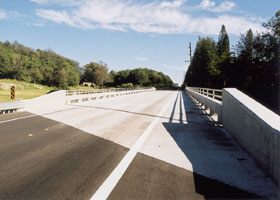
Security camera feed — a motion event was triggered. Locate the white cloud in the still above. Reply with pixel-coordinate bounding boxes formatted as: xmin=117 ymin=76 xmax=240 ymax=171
xmin=33 ymin=0 xmax=265 ymax=35
xmin=213 ymin=1 xmax=235 ymax=12
xmin=0 ymin=9 xmax=23 ymax=20
xmin=30 ymin=0 xmax=80 ymax=6
xmin=199 ymin=0 xmax=235 ymax=12
xmin=161 ymin=0 xmax=185 ymax=8
xmin=200 ymin=0 xmax=215 ymax=9
xmin=0 ymin=9 xmax=7 ymax=19
xmin=36 ymin=9 xmax=74 ymax=25
xmin=30 ymin=0 xmax=49 ymax=4
xmin=135 ymin=57 xmax=149 ymax=61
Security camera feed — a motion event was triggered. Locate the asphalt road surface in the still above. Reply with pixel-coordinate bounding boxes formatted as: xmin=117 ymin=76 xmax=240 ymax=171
xmin=0 ymin=90 xmax=278 ymax=200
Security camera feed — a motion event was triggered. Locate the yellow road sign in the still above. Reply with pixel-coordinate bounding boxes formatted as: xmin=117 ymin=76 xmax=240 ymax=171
xmin=11 ymin=86 xmax=15 ymax=100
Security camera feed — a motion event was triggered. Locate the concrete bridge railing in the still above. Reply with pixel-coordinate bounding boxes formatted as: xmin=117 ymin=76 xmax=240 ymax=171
xmin=65 ymin=87 xmax=154 ymax=104
xmin=186 ymin=87 xmax=222 ymax=122
xmin=15 ymin=87 xmax=155 ymax=112
xmin=186 ymin=87 xmax=280 ymax=186
xmin=0 ymin=100 xmax=25 ymax=114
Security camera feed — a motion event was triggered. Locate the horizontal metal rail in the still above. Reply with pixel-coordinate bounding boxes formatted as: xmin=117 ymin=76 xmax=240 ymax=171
xmin=66 ymin=87 xmax=152 ymax=96
xmin=187 ymin=87 xmax=222 ymax=101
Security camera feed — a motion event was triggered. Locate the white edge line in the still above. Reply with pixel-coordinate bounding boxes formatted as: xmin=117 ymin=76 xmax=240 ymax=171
xmin=0 ymin=108 xmax=76 ymax=124
xmin=90 ymin=91 xmax=177 ymax=200
xmin=0 ymin=114 xmax=37 ymax=124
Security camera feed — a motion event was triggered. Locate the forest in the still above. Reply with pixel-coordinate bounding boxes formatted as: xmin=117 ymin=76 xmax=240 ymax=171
xmin=0 ymin=41 xmax=175 ymax=89
xmin=184 ymin=11 xmax=280 ymax=114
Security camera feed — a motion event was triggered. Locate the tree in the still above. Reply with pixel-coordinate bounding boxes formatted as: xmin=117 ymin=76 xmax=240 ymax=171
xmin=216 ymin=25 xmax=230 ymax=87
xmin=133 ymin=68 xmax=149 ymax=86
xmin=235 ymin=29 xmax=255 ymax=89
xmin=57 ymin=68 xmax=68 ymax=89
xmin=107 ymin=68 xmax=173 ymax=88
xmin=185 ymin=37 xmax=218 ymax=88
xmin=264 ymin=10 xmax=280 ymax=37
xmin=81 ymin=62 xmax=110 ymax=88
xmin=217 ymin=25 xmax=230 ymax=60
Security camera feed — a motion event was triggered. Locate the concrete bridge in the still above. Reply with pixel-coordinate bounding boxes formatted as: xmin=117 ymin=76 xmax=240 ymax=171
xmin=0 ymin=88 xmax=279 ymax=199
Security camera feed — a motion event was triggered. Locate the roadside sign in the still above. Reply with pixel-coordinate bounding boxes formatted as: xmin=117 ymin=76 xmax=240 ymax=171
xmin=11 ymin=86 xmax=15 ymax=100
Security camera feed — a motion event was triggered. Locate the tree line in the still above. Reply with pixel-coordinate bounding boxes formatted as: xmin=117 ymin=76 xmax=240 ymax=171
xmin=0 ymin=41 xmax=80 ymax=88
xmin=80 ymin=62 xmax=174 ymax=88
xmin=184 ymin=11 xmax=280 ymax=114
xmin=0 ymin=41 xmax=175 ymax=89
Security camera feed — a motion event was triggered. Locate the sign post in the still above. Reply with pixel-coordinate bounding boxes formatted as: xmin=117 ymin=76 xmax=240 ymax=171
xmin=11 ymin=86 xmax=15 ymax=100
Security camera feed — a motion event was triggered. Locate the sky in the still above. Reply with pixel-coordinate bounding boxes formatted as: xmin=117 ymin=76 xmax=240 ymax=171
xmin=0 ymin=0 xmax=279 ymax=84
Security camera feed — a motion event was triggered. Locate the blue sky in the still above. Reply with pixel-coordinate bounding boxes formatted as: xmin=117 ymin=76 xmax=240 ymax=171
xmin=0 ymin=0 xmax=279 ymax=84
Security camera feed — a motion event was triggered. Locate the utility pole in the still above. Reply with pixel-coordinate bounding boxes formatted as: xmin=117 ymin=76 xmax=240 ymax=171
xmin=183 ymin=42 xmax=192 ymax=87
xmin=185 ymin=42 xmax=192 ymax=63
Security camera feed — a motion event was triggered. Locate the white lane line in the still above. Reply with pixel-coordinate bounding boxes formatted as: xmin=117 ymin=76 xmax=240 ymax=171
xmin=90 ymin=92 xmax=177 ymax=200
xmin=0 ymin=108 xmax=76 ymax=124
xmin=0 ymin=114 xmax=37 ymax=124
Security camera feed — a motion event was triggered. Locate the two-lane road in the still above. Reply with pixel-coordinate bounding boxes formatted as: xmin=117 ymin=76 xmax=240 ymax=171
xmin=0 ymin=90 xmax=278 ymax=199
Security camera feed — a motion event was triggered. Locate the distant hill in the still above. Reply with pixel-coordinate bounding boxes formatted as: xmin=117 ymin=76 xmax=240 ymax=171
xmin=0 ymin=41 xmax=80 ymax=88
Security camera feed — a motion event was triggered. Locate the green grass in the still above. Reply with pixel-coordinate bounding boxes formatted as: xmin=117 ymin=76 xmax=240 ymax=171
xmin=0 ymin=79 xmax=54 ymax=102
xmin=0 ymin=79 xmax=107 ymax=102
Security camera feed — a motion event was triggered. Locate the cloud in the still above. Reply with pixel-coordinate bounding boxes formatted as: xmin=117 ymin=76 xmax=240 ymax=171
xmin=199 ymin=0 xmax=235 ymax=12
xmin=36 ymin=9 xmax=75 ymax=26
xmin=135 ymin=57 xmax=149 ymax=61
xmin=33 ymin=0 xmax=265 ymax=35
xmin=0 ymin=9 xmax=24 ymax=20
xmin=161 ymin=0 xmax=185 ymax=8
xmin=30 ymin=0 xmax=80 ymax=6
xmin=0 ymin=9 xmax=7 ymax=19
xmin=200 ymin=0 xmax=215 ymax=9
xmin=30 ymin=0 xmax=49 ymax=4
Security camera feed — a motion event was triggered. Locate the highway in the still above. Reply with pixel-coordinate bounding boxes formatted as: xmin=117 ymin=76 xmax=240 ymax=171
xmin=0 ymin=90 xmax=278 ymax=199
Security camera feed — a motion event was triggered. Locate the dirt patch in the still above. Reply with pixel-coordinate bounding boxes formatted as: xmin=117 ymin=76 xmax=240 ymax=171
xmin=0 ymin=83 xmax=14 ymax=90
xmin=0 ymin=83 xmax=24 ymax=90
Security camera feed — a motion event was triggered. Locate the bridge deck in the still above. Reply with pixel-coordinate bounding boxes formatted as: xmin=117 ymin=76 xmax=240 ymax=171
xmin=0 ymin=90 xmax=278 ymax=199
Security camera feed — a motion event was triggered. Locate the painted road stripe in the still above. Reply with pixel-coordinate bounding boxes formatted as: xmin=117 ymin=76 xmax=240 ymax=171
xmin=0 ymin=108 xmax=77 ymax=124
xmin=91 ymin=91 xmax=177 ymax=200
xmin=0 ymin=114 xmax=37 ymax=124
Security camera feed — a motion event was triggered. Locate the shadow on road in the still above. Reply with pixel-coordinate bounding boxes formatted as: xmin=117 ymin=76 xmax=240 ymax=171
xmin=162 ymin=91 xmax=261 ymax=199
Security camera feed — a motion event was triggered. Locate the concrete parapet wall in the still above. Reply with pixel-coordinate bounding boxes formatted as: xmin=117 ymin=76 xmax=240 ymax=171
xmin=20 ymin=88 xmax=155 ymax=112
xmin=23 ymin=90 xmax=67 ymax=111
xmin=65 ymin=88 xmax=154 ymax=104
xmin=186 ymin=88 xmax=222 ymax=122
xmin=222 ymin=88 xmax=280 ymax=185
xmin=0 ymin=101 xmax=25 ymax=114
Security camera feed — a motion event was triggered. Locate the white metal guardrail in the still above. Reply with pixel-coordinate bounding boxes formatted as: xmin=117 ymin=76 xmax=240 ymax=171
xmin=0 ymin=101 xmax=25 ymax=114
xmin=188 ymin=87 xmax=222 ymax=101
